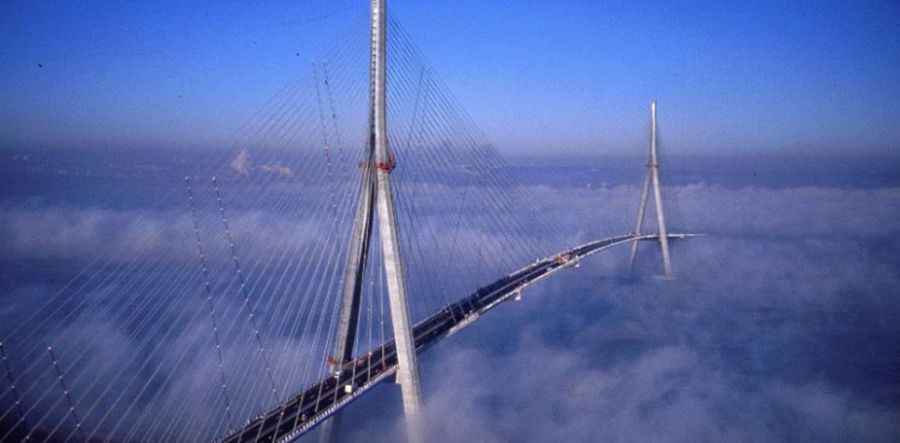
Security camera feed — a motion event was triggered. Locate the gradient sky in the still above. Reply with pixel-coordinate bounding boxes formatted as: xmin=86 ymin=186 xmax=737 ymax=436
xmin=1 ymin=0 xmax=899 ymax=155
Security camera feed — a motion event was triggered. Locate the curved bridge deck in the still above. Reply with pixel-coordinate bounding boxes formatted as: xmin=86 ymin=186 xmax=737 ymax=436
xmin=221 ymin=233 xmax=696 ymax=443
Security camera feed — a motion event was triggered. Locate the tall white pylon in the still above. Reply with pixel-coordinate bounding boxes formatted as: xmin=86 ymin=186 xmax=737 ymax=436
xmin=320 ymin=1 xmax=424 ymax=443
xmin=628 ymin=100 xmax=673 ymax=278
xmin=371 ymin=0 xmax=426 ymax=441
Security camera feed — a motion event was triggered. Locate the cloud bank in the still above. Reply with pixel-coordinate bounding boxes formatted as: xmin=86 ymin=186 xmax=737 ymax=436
xmin=2 ymin=172 xmax=899 ymax=442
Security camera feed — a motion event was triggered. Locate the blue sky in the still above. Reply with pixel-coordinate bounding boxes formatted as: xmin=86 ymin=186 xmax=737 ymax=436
xmin=1 ymin=0 xmax=899 ymax=155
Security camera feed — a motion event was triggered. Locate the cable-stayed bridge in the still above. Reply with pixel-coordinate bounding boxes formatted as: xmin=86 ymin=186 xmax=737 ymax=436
xmin=0 ymin=2 xmax=696 ymax=442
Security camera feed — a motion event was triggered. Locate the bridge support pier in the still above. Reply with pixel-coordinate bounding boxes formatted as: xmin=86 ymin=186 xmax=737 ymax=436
xmin=628 ymin=100 xmax=673 ymax=278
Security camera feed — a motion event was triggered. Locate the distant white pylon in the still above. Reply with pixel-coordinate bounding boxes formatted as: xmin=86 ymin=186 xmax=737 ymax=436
xmin=628 ymin=100 xmax=673 ymax=279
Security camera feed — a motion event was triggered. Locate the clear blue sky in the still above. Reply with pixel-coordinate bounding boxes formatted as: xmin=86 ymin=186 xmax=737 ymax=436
xmin=1 ymin=0 xmax=899 ymax=155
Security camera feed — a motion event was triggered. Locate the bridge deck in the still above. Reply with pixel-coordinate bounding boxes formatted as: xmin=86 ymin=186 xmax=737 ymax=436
xmin=219 ymin=233 xmax=695 ymax=443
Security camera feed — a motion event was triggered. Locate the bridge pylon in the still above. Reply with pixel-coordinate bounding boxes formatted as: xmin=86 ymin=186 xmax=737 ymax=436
xmin=319 ymin=1 xmax=425 ymax=443
xmin=628 ymin=100 xmax=674 ymax=279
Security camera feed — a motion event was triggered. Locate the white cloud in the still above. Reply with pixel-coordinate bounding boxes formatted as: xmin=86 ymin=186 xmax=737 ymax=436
xmin=230 ymin=149 xmax=252 ymax=176
xmin=229 ymin=148 xmax=295 ymax=177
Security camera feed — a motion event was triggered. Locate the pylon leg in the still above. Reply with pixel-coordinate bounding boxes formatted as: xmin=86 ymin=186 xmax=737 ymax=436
xmin=319 ymin=162 xmax=375 ymax=443
xmin=650 ymin=163 xmax=672 ymax=278
xmin=648 ymin=101 xmax=672 ymax=279
xmin=628 ymin=172 xmax=651 ymax=270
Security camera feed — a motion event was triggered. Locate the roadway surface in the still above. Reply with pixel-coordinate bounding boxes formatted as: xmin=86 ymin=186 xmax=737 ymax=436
xmin=220 ymin=233 xmax=696 ymax=443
